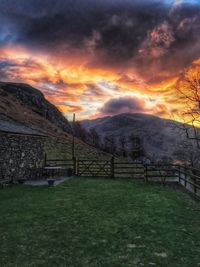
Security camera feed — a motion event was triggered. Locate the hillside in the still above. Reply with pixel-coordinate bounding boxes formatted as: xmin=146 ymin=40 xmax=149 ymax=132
xmin=2 ymin=81 xmax=198 ymax=163
xmin=0 ymin=82 xmax=72 ymax=134
xmin=82 ymin=113 xmax=200 ymax=162
xmin=0 ymin=82 xmax=110 ymax=159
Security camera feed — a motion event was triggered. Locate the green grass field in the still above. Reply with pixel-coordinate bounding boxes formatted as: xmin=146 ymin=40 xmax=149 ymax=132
xmin=0 ymin=178 xmax=199 ymax=267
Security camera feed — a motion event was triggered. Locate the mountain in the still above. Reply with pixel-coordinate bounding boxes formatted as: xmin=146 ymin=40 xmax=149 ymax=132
xmin=82 ymin=113 xmax=199 ymax=162
xmin=0 ymin=82 xmax=72 ymax=134
xmin=0 ymin=81 xmax=110 ymax=159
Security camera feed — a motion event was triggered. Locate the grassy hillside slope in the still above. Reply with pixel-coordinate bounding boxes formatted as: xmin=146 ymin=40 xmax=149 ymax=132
xmin=0 ymin=82 xmax=110 ymax=160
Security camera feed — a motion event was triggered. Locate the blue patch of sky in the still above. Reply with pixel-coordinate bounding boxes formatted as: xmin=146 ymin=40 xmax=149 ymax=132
xmin=164 ymin=0 xmax=200 ymax=5
xmin=0 ymin=25 xmax=18 ymax=45
xmin=0 ymin=60 xmax=15 ymax=68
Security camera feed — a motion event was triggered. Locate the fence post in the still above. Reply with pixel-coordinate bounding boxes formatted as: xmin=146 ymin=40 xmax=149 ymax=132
xmin=43 ymin=153 xmax=47 ymax=178
xmin=194 ymin=177 xmax=197 ymax=195
xmin=44 ymin=153 xmax=47 ymax=167
xmin=73 ymin=157 xmax=77 ymax=176
xmin=184 ymin=165 xmax=187 ymax=188
xmin=145 ymin=165 xmax=148 ymax=182
xmin=76 ymin=158 xmax=79 ymax=176
xmin=178 ymin=165 xmax=181 ymax=183
xmin=111 ymin=157 xmax=115 ymax=178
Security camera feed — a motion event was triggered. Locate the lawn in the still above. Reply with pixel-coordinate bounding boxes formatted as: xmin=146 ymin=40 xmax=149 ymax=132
xmin=0 ymin=178 xmax=199 ymax=267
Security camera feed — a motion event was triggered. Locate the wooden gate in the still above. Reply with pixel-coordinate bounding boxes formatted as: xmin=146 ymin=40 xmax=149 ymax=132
xmin=77 ymin=159 xmax=113 ymax=177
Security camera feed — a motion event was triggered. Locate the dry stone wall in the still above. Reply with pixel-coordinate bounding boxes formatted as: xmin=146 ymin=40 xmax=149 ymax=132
xmin=0 ymin=131 xmax=45 ymax=182
xmin=0 ymin=130 xmax=110 ymax=183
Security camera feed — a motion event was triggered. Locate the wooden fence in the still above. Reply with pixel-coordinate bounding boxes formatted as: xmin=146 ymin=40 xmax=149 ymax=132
xmin=44 ymin=157 xmax=76 ymax=177
xmin=1 ymin=155 xmax=200 ymax=199
xmin=76 ymin=158 xmax=144 ymax=178
xmin=43 ymin=157 xmax=200 ymax=199
xmin=145 ymin=164 xmax=200 ymax=199
xmin=145 ymin=164 xmax=179 ymax=183
xmin=75 ymin=159 xmax=200 ymax=199
xmin=44 ymin=157 xmax=200 ymax=199
xmin=114 ymin=160 xmax=144 ymax=179
xmin=77 ymin=159 xmax=112 ymax=177
xmin=178 ymin=165 xmax=200 ymax=199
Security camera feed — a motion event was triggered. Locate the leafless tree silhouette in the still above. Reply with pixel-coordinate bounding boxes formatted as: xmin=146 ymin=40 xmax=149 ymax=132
xmin=175 ymin=64 xmax=200 ymax=148
xmin=119 ymin=135 xmax=127 ymax=157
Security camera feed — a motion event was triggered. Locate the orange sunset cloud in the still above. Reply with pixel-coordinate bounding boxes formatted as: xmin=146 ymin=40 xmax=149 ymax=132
xmin=1 ymin=0 xmax=200 ymax=122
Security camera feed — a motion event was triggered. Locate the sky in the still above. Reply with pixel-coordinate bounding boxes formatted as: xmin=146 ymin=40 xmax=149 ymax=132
xmin=0 ymin=0 xmax=200 ymax=120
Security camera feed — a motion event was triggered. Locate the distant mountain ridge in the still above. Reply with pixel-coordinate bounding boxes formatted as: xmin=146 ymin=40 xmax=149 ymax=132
xmin=82 ymin=113 xmax=199 ymax=161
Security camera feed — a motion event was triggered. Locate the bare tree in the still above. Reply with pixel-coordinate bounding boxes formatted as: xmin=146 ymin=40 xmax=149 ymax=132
xmin=103 ymin=135 xmax=116 ymax=155
xmin=73 ymin=121 xmax=87 ymax=142
xmin=173 ymin=141 xmax=200 ymax=167
xmin=88 ymin=128 xmax=100 ymax=148
xmin=119 ymin=135 xmax=127 ymax=157
xmin=129 ymin=134 xmax=145 ymax=161
xmin=175 ymin=64 xmax=200 ymax=148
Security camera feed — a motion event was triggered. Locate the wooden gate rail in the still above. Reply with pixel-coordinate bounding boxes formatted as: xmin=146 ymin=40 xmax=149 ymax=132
xmin=77 ymin=159 xmax=112 ymax=177
xmin=76 ymin=158 xmax=145 ymax=179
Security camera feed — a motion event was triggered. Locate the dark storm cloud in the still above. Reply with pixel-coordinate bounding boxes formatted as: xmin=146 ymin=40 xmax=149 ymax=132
xmin=0 ymin=0 xmax=200 ymax=81
xmin=99 ymin=96 xmax=145 ymax=116
xmin=0 ymin=0 xmax=165 ymax=48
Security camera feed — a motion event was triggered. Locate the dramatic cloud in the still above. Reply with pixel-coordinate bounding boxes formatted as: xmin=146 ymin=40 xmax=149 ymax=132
xmin=97 ymin=96 xmax=170 ymax=117
xmin=139 ymin=21 xmax=175 ymax=58
xmin=99 ymin=96 xmax=146 ymax=116
xmin=0 ymin=0 xmax=200 ymax=119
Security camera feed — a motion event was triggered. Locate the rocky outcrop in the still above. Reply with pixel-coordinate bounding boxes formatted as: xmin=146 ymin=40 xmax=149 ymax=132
xmin=0 ymin=82 xmax=72 ymax=133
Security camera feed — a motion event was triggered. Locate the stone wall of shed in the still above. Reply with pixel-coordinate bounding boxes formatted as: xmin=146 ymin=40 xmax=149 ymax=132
xmin=0 ymin=130 xmax=110 ymax=183
xmin=0 ymin=132 xmax=45 ymax=182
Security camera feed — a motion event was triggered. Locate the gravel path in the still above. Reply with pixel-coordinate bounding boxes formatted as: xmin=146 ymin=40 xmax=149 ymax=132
xmin=24 ymin=176 xmax=73 ymax=186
